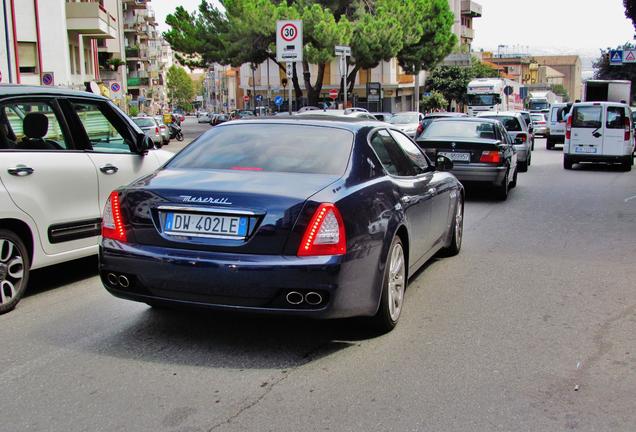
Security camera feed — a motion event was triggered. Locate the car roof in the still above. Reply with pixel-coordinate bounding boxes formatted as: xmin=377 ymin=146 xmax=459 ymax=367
xmin=477 ymin=111 xmax=522 ymax=117
xmin=572 ymin=101 xmax=629 ymax=107
xmin=392 ymin=111 xmax=420 ymax=115
xmin=0 ymin=84 xmax=107 ymax=100
xmin=423 ymin=112 xmax=467 ymax=118
xmin=220 ymin=116 xmax=385 ymax=131
xmin=429 ymin=117 xmax=502 ymax=124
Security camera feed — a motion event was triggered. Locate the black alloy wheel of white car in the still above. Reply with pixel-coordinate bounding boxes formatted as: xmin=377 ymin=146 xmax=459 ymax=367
xmin=0 ymin=230 xmax=29 ymax=314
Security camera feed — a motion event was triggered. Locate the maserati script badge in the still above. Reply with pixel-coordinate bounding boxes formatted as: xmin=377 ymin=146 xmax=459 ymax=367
xmin=179 ymin=195 xmax=233 ymax=205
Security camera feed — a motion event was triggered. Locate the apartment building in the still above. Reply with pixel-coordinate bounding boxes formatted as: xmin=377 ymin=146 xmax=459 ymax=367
xmin=0 ymin=0 xmax=119 ymax=88
xmin=447 ymin=0 xmax=483 ymax=50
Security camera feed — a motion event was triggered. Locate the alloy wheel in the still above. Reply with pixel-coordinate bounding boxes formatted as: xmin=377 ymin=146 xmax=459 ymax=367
xmin=0 ymin=239 xmax=25 ymax=306
xmin=387 ymin=242 xmax=406 ymax=322
xmin=454 ymin=200 xmax=464 ymax=249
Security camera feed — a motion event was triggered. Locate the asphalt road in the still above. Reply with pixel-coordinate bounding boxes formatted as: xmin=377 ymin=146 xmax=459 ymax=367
xmin=3 ymin=139 xmax=636 ymax=432
xmin=164 ymin=117 xmax=213 ymax=153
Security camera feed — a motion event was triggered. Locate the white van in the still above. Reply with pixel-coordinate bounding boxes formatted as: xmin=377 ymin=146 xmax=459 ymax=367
xmin=547 ymin=103 xmax=568 ymax=150
xmin=564 ymin=102 xmax=635 ymax=171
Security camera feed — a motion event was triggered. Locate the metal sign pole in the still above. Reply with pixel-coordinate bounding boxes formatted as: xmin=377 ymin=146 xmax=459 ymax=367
xmin=343 ymin=56 xmax=348 ymax=109
xmin=287 ymin=62 xmax=293 ymax=115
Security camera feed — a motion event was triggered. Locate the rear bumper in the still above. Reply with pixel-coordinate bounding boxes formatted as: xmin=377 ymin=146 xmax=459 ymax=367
xmin=548 ymin=134 xmax=565 ymax=144
xmin=450 ymin=165 xmax=507 ymax=185
xmin=534 ymin=127 xmax=548 ymax=135
xmin=99 ymin=240 xmax=381 ymax=319
xmin=565 ymin=154 xmax=630 ymax=164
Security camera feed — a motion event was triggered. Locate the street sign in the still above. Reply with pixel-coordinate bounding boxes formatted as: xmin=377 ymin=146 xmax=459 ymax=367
xmin=110 ymin=82 xmax=121 ymax=93
xmin=367 ymin=82 xmax=381 ymax=102
xmin=503 ymin=85 xmax=514 ymax=96
xmin=610 ymin=50 xmax=623 ymax=66
xmin=335 ymin=45 xmax=351 ymax=56
xmin=276 ymin=20 xmax=303 ymax=62
xmin=624 ymin=49 xmax=636 ymax=63
xmin=286 ymin=62 xmax=293 ymax=78
xmin=274 ymin=96 xmax=283 ymax=106
xmin=42 ymin=72 xmax=54 ymax=86
xmin=243 ymin=95 xmax=250 ymax=102
xmin=329 ymin=89 xmax=338 ymax=100
xmin=255 ymin=94 xmax=263 ymax=102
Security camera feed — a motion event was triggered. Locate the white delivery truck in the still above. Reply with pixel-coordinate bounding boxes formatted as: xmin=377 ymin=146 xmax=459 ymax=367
xmin=583 ymin=80 xmax=631 ymax=103
xmin=467 ymin=78 xmax=523 ymax=116
xmin=527 ymin=90 xmax=562 ymax=111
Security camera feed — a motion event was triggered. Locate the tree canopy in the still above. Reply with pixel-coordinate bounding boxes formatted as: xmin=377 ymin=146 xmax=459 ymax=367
xmin=166 ymin=65 xmax=195 ymax=109
xmin=594 ymin=43 xmax=636 ymax=103
xmin=164 ymin=0 xmax=456 ymax=106
xmin=625 ymin=0 xmax=636 ymax=30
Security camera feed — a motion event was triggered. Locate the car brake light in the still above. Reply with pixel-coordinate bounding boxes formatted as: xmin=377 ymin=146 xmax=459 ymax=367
xmin=515 ymin=133 xmax=527 ymax=144
xmin=155 ymin=126 xmax=160 ymax=136
xmin=624 ymin=117 xmax=631 ymax=141
xmin=479 ymin=151 xmax=501 ymax=163
xmin=416 ymin=123 xmax=423 ymax=136
xmin=566 ymin=115 xmax=572 ymax=140
xmin=298 ymin=203 xmax=346 ymax=257
xmin=102 ymin=191 xmax=127 ymax=242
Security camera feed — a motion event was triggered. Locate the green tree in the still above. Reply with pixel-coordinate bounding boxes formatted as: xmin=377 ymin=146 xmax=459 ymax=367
xmin=550 ymin=84 xmax=570 ymax=102
xmin=625 ymin=0 xmax=636 ymax=30
xmin=397 ymin=0 xmax=457 ymax=110
xmin=166 ymin=65 xmax=195 ymax=109
xmin=420 ymin=91 xmax=447 ymax=112
xmin=594 ymin=43 xmax=636 ymax=103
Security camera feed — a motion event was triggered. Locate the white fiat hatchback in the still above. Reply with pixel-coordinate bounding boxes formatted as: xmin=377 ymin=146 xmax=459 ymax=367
xmin=0 ymin=85 xmax=173 ymax=313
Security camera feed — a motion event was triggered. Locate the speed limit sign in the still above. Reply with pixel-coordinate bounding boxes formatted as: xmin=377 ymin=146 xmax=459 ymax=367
xmin=276 ymin=20 xmax=303 ymax=62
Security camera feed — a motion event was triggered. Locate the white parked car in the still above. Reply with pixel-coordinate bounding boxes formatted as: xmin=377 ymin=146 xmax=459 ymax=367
xmin=547 ymin=102 xmax=569 ymax=150
xmin=0 ymin=86 xmax=173 ymax=313
xmin=197 ymin=112 xmax=212 ymax=123
xmin=564 ymin=101 xmax=635 ymax=171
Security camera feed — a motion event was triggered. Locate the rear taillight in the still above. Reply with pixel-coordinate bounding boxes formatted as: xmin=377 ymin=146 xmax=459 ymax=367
xmin=416 ymin=123 xmax=423 ymax=136
xmin=479 ymin=151 xmax=501 ymax=164
xmin=624 ymin=117 xmax=631 ymax=141
xmin=515 ymin=133 xmax=527 ymax=144
xmin=155 ymin=126 xmax=160 ymax=136
xmin=102 ymin=191 xmax=127 ymax=242
xmin=297 ymin=203 xmax=346 ymax=257
xmin=566 ymin=116 xmax=572 ymax=140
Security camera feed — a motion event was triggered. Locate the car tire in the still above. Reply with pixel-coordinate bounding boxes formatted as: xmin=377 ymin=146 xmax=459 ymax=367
xmin=371 ymin=236 xmax=407 ymax=333
xmin=546 ymin=137 xmax=554 ymax=150
xmin=622 ymin=156 xmax=632 ymax=172
xmin=509 ymin=167 xmax=518 ymax=188
xmin=518 ymin=160 xmax=528 ymax=172
xmin=496 ymin=171 xmax=509 ymax=201
xmin=531 ymin=140 xmax=535 ymax=151
xmin=564 ymin=156 xmax=573 ymax=170
xmin=0 ymin=229 xmax=30 ymax=315
xmin=440 ymin=197 xmax=463 ymax=257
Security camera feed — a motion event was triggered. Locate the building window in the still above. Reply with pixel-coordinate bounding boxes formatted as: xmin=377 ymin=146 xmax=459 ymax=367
xmin=18 ymin=42 xmax=38 ymax=74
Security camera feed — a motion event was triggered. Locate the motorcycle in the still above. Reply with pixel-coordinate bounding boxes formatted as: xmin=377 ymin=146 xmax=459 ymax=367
xmin=168 ymin=123 xmax=184 ymax=141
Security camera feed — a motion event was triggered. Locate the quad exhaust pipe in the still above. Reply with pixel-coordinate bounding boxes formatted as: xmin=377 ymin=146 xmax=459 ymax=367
xmin=285 ymin=291 xmax=323 ymax=306
xmin=107 ymin=272 xmax=131 ymax=289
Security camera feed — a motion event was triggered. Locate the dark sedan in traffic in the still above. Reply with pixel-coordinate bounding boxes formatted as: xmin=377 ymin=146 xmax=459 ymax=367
xmin=416 ymin=118 xmax=518 ymax=200
xmin=99 ymin=117 xmax=464 ymax=332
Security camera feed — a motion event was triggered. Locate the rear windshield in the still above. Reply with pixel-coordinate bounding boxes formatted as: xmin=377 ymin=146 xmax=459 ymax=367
xmin=419 ymin=121 xmax=497 ymax=140
xmin=167 ymin=124 xmax=354 ymax=175
xmin=480 ymin=116 xmax=522 ymax=131
xmin=389 ymin=114 xmax=419 ymax=124
xmin=133 ymin=118 xmax=155 ymax=128
xmin=572 ymin=106 xmax=602 ymax=128
xmin=531 ymin=114 xmax=545 ymax=122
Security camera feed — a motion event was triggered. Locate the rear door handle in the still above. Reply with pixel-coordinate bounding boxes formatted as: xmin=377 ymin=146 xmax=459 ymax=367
xmin=8 ymin=165 xmax=34 ymax=176
xmin=99 ymin=164 xmax=119 ymax=175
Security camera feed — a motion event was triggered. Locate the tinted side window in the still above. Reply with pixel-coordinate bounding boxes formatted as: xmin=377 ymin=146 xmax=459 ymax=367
xmin=572 ymin=106 xmax=602 ymax=128
xmin=70 ymin=101 xmax=132 ymax=153
xmin=369 ymin=129 xmax=422 ymax=177
xmin=606 ymin=107 xmax=626 ymax=129
xmin=0 ymin=100 xmax=70 ymax=151
xmin=389 ymin=130 xmax=430 ymax=172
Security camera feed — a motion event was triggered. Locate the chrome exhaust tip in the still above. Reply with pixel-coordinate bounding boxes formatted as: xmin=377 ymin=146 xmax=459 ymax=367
xmin=286 ymin=291 xmax=304 ymax=305
xmin=118 ymin=275 xmax=130 ymax=288
xmin=305 ymin=292 xmax=323 ymax=306
xmin=107 ymin=273 xmax=119 ymax=286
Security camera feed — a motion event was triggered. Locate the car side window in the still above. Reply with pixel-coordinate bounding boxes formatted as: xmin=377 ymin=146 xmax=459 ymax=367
xmin=0 ymin=100 xmax=71 ymax=151
xmin=606 ymin=106 xmax=626 ymax=129
xmin=369 ymin=129 xmax=423 ymax=177
xmin=497 ymin=125 xmax=509 ymax=144
xmin=66 ymin=100 xmax=134 ymax=153
xmin=388 ymin=129 xmax=431 ymax=172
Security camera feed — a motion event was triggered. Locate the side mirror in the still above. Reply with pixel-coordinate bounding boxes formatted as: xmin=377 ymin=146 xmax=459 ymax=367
xmin=528 ymin=126 xmax=534 ymax=134
xmin=436 ymin=155 xmax=454 ymax=171
xmin=137 ymin=134 xmax=155 ymax=153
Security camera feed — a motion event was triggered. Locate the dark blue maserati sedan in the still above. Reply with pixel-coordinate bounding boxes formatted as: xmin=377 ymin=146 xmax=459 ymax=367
xmin=99 ymin=116 xmax=464 ymax=331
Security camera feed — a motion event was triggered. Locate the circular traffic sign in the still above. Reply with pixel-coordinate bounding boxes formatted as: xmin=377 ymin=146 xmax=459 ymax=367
xmin=243 ymin=95 xmax=250 ymax=102
xmin=274 ymin=96 xmax=283 ymax=106
xmin=280 ymin=23 xmax=298 ymax=42
xmin=110 ymin=82 xmax=121 ymax=92
xmin=42 ymin=73 xmax=54 ymax=86
xmin=329 ymin=89 xmax=338 ymax=100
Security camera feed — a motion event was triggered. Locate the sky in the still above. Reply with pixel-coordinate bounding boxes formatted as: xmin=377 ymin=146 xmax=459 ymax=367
xmin=153 ymin=0 xmax=635 ymax=72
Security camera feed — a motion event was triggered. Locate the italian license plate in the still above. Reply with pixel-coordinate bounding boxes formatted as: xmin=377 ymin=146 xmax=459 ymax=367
xmin=575 ymin=146 xmax=597 ymax=154
xmin=438 ymin=151 xmax=470 ymax=162
xmin=164 ymin=212 xmax=248 ymax=238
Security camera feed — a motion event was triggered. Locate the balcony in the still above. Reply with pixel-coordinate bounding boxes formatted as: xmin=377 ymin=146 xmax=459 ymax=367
xmin=461 ymin=25 xmax=475 ymax=40
xmin=66 ymin=2 xmax=118 ymax=39
xmin=123 ymin=0 xmax=151 ymax=10
xmin=129 ymin=70 xmax=149 ymax=79
xmin=461 ymin=0 xmax=482 ymax=17
xmin=127 ymin=77 xmax=149 ymax=87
